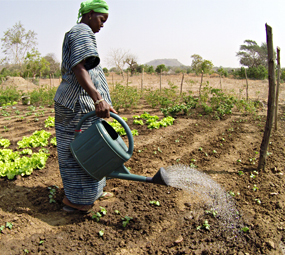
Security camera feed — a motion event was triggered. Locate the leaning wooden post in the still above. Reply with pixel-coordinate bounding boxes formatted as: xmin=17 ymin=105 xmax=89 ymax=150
xmin=141 ymin=67 xmax=144 ymax=91
xmin=126 ymin=71 xmax=129 ymax=86
xmin=219 ymin=74 xmax=222 ymax=90
xmin=258 ymin=24 xmax=276 ymax=171
xmin=180 ymin=72 xmax=185 ymax=95
xmin=160 ymin=69 xmax=162 ymax=92
xmin=274 ymin=47 xmax=281 ymax=131
xmin=50 ymin=74 xmax=52 ymax=89
xmin=245 ymin=68 xmax=249 ymax=101
xmin=199 ymin=70 xmax=204 ymax=97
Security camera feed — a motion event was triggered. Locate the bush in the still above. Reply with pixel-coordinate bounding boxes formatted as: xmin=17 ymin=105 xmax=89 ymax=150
xmin=0 ymin=86 xmax=21 ymax=106
xmin=30 ymin=86 xmax=57 ymax=106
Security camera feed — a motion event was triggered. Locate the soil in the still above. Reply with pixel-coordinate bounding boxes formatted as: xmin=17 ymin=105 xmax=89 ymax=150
xmin=0 ymin=78 xmax=285 ymax=254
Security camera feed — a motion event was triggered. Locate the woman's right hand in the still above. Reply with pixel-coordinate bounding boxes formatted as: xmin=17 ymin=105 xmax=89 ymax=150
xmin=95 ymin=100 xmax=117 ymax=118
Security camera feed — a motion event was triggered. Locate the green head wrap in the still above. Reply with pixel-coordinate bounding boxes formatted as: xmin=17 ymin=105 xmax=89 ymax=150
xmin=77 ymin=0 xmax=109 ymax=23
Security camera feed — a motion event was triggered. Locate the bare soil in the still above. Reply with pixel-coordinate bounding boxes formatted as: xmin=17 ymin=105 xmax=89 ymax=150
xmin=0 ymin=77 xmax=285 ymax=254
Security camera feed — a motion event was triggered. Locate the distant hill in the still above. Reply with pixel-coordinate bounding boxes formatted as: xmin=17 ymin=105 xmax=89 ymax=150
xmin=145 ymin=59 xmax=185 ymax=68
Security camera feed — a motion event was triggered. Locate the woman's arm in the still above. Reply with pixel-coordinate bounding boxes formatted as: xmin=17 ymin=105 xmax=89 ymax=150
xmin=72 ymin=60 xmax=117 ymax=118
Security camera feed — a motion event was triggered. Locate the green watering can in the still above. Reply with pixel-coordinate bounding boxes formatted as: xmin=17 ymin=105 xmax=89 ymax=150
xmin=70 ymin=111 xmax=169 ymax=185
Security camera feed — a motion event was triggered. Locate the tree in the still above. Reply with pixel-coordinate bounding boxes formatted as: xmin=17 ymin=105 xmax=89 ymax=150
xmin=190 ymin=54 xmax=203 ymax=75
xmin=155 ymin=64 xmax=168 ymax=74
xmin=1 ymin=22 xmax=37 ymax=66
xmin=44 ymin=53 xmax=60 ymax=77
xmin=236 ymin=40 xmax=268 ymax=68
xmin=124 ymin=54 xmax=138 ymax=76
xmin=107 ymin=48 xmax=128 ymax=79
xmin=24 ymin=49 xmax=50 ymax=78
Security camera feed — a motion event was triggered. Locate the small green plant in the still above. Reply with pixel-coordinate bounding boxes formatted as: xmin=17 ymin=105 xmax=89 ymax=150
xmin=0 ymin=225 xmax=4 ymax=233
xmin=149 ymin=201 xmax=160 ymax=206
xmin=253 ymin=185 xmax=259 ymax=192
xmin=24 ymin=249 xmax=29 ymax=254
xmin=5 ymin=222 xmax=13 ymax=230
xmin=39 ymin=240 xmax=44 ymax=245
xmin=0 ymin=138 xmax=10 ymax=148
xmin=100 ymin=206 xmax=107 ymax=215
xmin=48 ymin=185 xmax=58 ymax=203
xmin=198 ymin=147 xmax=203 ymax=151
xmin=255 ymin=199 xmax=261 ymax=205
xmin=3 ymin=126 xmax=9 ymax=132
xmin=122 ymin=216 xmax=133 ymax=227
xmin=241 ymin=227 xmax=249 ymax=233
xmin=228 ymin=191 xmax=235 ymax=197
xmin=92 ymin=212 xmax=102 ymax=222
xmin=44 ymin=116 xmax=55 ymax=128
xmin=213 ymin=150 xmax=217 ymax=154
xmin=114 ymin=210 xmax=120 ymax=214
xmin=197 ymin=220 xmax=210 ymax=230
xmin=205 ymin=209 xmax=217 ymax=217
xmin=98 ymin=230 xmax=104 ymax=237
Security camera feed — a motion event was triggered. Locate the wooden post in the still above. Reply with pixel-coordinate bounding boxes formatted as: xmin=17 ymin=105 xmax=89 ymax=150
xmin=180 ymin=73 xmax=185 ymax=95
xmin=219 ymin=74 xmax=222 ymax=90
xmin=160 ymin=69 xmax=162 ymax=92
xmin=274 ymin=47 xmax=281 ymax=131
xmin=52 ymin=73 xmax=54 ymax=87
xmin=245 ymin=68 xmax=249 ymax=101
xmin=112 ymin=74 xmax=114 ymax=89
xmin=141 ymin=68 xmax=144 ymax=91
xmin=27 ymin=72 xmax=29 ymax=92
xmin=199 ymin=70 xmax=204 ymax=97
xmin=50 ymin=74 xmax=52 ymax=89
xmin=258 ymin=24 xmax=276 ymax=171
xmin=127 ymin=71 xmax=129 ymax=86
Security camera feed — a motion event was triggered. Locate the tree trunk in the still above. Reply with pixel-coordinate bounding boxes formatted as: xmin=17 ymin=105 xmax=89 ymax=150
xmin=274 ymin=47 xmax=281 ymax=131
xmin=258 ymin=24 xmax=276 ymax=171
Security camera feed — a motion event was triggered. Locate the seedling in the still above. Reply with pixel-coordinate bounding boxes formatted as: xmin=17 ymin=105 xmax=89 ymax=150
xmin=0 ymin=225 xmax=4 ymax=233
xmin=98 ymin=230 xmax=104 ymax=237
xmin=3 ymin=126 xmax=9 ymax=132
xmin=175 ymin=139 xmax=179 ymax=143
xmin=250 ymin=173 xmax=256 ymax=179
xmin=39 ymin=240 xmax=44 ymax=245
xmin=198 ymin=147 xmax=203 ymax=151
xmin=114 ymin=210 xmax=120 ymax=215
xmin=237 ymin=159 xmax=241 ymax=163
xmin=6 ymin=222 xmax=13 ymax=230
xmin=253 ymin=185 xmax=259 ymax=192
xmin=228 ymin=191 xmax=235 ymax=197
xmin=238 ymin=171 xmax=244 ymax=176
xmin=241 ymin=227 xmax=249 ymax=233
xmin=157 ymin=147 xmax=162 ymax=153
xmin=213 ymin=150 xmax=217 ymax=154
xmin=48 ymin=185 xmax=58 ymax=203
xmin=100 ymin=206 xmax=107 ymax=215
xmin=255 ymin=199 xmax=261 ymax=205
xmin=205 ymin=209 xmax=217 ymax=217
xmin=122 ymin=216 xmax=133 ymax=227
xmin=197 ymin=220 xmax=210 ymax=230
xmin=149 ymin=201 xmax=160 ymax=206
xmin=24 ymin=249 xmax=29 ymax=254
xmin=92 ymin=212 xmax=102 ymax=222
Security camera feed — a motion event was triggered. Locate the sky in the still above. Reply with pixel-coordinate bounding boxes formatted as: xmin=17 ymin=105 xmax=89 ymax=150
xmin=0 ymin=0 xmax=284 ymax=69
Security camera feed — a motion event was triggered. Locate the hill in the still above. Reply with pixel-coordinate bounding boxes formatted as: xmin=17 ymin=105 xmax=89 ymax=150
xmin=145 ymin=59 xmax=185 ymax=68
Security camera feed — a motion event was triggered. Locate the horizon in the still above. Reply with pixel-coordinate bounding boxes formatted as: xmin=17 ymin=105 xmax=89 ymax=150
xmin=0 ymin=0 xmax=284 ymax=69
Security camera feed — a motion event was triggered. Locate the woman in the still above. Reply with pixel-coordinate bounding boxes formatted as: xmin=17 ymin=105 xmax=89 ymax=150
xmin=54 ymin=0 xmax=117 ymax=212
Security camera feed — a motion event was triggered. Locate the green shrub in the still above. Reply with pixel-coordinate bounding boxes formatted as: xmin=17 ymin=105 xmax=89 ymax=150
xmin=0 ymin=86 xmax=21 ymax=106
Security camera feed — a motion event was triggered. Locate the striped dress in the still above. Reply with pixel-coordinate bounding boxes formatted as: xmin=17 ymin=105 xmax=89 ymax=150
xmin=54 ymin=23 xmax=111 ymax=205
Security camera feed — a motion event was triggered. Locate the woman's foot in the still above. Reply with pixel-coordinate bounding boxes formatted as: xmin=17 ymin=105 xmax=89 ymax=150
xmin=62 ymin=196 xmax=93 ymax=213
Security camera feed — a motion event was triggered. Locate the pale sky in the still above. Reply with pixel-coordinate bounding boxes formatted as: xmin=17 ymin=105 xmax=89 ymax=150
xmin=0 ymin=0 xmax=284 ymax=68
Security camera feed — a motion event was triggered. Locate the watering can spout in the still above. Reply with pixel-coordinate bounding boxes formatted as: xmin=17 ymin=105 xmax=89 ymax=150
xmin=147 ymin=167 xmax=169 ymax=186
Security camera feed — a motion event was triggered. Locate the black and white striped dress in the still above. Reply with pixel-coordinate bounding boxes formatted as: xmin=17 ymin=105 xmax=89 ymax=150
xmin=54 ymin=23 xmax=111 ymax=205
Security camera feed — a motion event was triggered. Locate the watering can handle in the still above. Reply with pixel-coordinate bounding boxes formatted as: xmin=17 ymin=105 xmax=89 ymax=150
xmin=74 ymin=111 xmax=134 ymax=156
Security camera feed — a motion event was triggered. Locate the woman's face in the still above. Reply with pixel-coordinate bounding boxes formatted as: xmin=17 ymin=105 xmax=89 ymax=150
xmin=89 ymin=12 xmax=108 ymax=33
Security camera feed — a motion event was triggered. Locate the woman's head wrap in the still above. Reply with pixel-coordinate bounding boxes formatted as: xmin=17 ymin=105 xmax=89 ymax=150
xmin=77 ymin=0 xmax=109 ymax=23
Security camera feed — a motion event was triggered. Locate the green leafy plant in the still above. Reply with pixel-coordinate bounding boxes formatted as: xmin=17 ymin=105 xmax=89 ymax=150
xmin=241 ymin=227 xmax=249 ymax=233
xmin=98 ymin=230 xmax=104 ymax=237
xmin=5 ymin=222 xmax=13 ymax=230
xmin=92 ymin=212 xmax=102 ymax=222
xmin=48 ymin=185 xmax=58 ymax=203
xmin=17 ymin=130 xmax=51 ymax=148
xmin=44 ymin=116 xmax=55 ymax=128
xmin=0 ymin=139 xmax=10 ymax=148
xmin=122 ymin=216 xmax=133 ymax=227
xmin=197 ymin=220 xmax=210 ymax=231
xmin=149 ymin=201 xmax=160 ymax=206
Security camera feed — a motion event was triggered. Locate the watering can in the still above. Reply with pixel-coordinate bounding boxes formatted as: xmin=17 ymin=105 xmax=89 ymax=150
xmin=70 ymin=111 xmax=169 ymax=185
